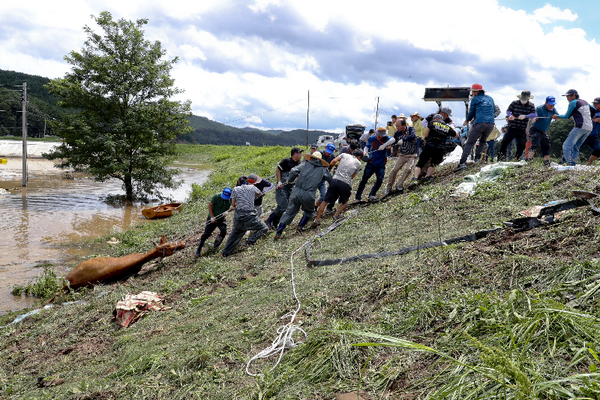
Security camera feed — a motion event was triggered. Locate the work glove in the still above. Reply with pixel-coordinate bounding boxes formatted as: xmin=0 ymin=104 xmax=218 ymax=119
xmin=462 ymin=120 xmax=468 ymax=126
xmin=508 ymin=115 xmax=515 ymax=121
xmin=397 ymin=139 xmax=403 ymax=146
xmin=222 ymin=211 xmax=229 ymax=217
xmin=210 ymin=217 xmax=216 ymax=224
xmin=277 ymin=181 xmax=283 ymax=189
xmin=518 ymin=114 xmax=526 ymax=120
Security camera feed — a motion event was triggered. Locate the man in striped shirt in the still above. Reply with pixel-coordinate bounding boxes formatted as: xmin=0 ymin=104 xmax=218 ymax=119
xmin=221 ymin=177 xmax=268 ymax=257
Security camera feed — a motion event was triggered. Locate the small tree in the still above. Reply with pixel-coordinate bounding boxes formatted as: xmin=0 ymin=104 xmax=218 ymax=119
xmin=45 ymin=11 xmax=192 ymax=201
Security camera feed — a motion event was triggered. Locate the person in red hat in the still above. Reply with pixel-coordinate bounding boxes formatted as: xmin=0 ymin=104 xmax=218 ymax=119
xmin=455 ymin=83 xmax=500 ymax=172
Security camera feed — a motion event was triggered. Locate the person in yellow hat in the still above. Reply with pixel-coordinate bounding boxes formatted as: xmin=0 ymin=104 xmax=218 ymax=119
xmin=275 ymin=151 xmax=332 ymax=238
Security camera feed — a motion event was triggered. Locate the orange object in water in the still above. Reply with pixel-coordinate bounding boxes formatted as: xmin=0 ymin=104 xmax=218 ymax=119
xmin=141 ymin=202 xmax=183 ymax=219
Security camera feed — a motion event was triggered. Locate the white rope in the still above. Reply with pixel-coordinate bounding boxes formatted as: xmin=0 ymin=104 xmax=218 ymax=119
xmin=245 ymin=239 xmax=311 ymax=376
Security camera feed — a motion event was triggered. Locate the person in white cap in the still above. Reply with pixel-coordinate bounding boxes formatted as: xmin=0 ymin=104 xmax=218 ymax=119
xmin=455 ymin=83 xmax=500 ymax=172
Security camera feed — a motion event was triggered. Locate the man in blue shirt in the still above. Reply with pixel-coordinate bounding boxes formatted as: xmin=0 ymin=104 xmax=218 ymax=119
xmin=455 ymin=83 xmax=500 ymax=172
xmin=530 ymin=96 xmax=559 ymax=166
xmin=355 ymin=127 xmax=395 ymax=202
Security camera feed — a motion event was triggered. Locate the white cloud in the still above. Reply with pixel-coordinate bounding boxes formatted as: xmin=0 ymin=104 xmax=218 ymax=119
xmin=531 ymin=4 xmax=577 ymax=24
xmin=1 ymin=0 xmax=598 ymax=132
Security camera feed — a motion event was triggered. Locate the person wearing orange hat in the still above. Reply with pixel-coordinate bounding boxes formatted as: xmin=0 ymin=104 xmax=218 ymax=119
xmin=455 ymin=83 xmax=500 ymax=172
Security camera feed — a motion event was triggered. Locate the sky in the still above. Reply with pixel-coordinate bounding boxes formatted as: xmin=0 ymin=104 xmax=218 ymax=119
xmin=1 ymin=0 xmax=598 ymax=133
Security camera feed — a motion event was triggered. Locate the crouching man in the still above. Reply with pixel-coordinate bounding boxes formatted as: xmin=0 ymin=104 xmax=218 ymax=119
xmin=408 ymin=114 xmax=458 ymax=188
xmin=195 ymin=187 xmax=232 ymax=256
xmin=221 ymin=177 xmax=268 ymax=257
xmin=275 ymin=151 xmax=332 ymax=239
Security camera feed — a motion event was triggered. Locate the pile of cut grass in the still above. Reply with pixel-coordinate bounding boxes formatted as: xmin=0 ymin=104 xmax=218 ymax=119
xmin=1 ymin=148 xmax=600 ymax=399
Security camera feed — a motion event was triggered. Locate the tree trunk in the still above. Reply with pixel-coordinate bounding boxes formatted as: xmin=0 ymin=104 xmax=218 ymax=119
xmin=124 ymin=175 xmax=133 ymax=201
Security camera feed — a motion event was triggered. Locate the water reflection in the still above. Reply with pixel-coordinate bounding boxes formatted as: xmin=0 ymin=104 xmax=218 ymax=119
xmin=0 ymin=158 xmax=211 ymax=313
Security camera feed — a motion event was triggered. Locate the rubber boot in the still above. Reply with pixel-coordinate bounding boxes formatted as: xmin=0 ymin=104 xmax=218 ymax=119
xmin=275 ymin=223 xmax=286 ymax=239
xmin=195 ymin=241 xmax=204 ymax=257
xmin=266 ymin=213 xmax=276 ymax=230
xmin=297 ymin=216 xmax=310 ymax=232
xmin=213 ymin=235 xmax=224 ymax=249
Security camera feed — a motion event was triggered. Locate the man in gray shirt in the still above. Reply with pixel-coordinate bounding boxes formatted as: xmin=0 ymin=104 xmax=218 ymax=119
xmin=221 ymin=177 xmax=269 ymax=257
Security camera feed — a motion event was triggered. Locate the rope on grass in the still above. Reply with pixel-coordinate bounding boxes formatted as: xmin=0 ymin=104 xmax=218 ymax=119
xmin=245 ymin=239 xmax=310 ymax=376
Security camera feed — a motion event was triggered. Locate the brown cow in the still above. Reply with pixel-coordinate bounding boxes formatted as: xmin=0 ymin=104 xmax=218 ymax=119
xmin=64 ymin=235 xmax=185 ymax=289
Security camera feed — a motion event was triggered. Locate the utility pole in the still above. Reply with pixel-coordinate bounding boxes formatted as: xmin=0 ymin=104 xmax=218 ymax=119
xmin=306 ymin=90 xmax=310 ymax=147
xmin=374 ymin=97 xmax=380 ymax=131
xmin=22 ymin=82 xmax=27 ymax=187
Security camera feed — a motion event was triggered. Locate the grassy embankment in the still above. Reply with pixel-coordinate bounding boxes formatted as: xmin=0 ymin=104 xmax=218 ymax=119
xmin=1 ymin=144 xmax=600 ymax=399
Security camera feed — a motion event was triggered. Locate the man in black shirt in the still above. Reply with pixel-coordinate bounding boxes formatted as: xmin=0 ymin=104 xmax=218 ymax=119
xmin=498 ymin=90 xmax=536 ymax=161
xmin=408 ymin=114 xmax=458 ymax=189
xmin=247 ymin=173 xmax=274 ymax=216
xmin=266 ymin=147 xmax=303 ymax=229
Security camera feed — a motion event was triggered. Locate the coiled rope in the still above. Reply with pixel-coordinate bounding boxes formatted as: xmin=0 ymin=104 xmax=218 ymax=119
xmin=245 ymin=239 xmax=310 ymax=376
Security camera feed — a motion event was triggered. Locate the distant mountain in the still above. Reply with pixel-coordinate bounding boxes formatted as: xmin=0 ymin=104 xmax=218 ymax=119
xmin=0 ymin=69 xmax=336 ymax=146
xmin=180 ymin=115 xmax=334 ymax=146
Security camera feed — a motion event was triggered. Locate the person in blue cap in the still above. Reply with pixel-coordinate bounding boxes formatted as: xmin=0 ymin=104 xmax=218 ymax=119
xmin=530 ymin=96 xmax=559 ymax=166
xmin=195 ymin=187 xmax=232 ymax=256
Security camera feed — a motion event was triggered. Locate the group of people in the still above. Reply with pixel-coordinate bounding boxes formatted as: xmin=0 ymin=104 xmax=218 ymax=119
xmin=195 ymin=84 xmax=600 ymax=257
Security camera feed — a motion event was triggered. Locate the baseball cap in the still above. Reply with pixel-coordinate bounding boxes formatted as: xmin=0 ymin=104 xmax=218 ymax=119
xmin=221 ymin=187 xmax=232 ymax=200
xmin=593 ymin=97 xmax=600 ymax=104
xmin=440 ymin=106 xmax=452 ymax=116
xmin=562 ymin=89 xmax=578 ymax=96
xmin=546 ymin=96 xmax=556 ymax=105
xmin=310 ymin=143 xmax=318 ymax=149
xmin=325 ymin=143 xmax=336 ymax=153
xmin=247 ymin=173 xmax=262 ymax=184
xmin=291 ymin=147 xmax=303 ymax=155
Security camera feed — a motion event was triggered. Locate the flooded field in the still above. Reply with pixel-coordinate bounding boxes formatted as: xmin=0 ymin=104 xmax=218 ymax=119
xmin=0 ymin=157 xmax=211 ymax=314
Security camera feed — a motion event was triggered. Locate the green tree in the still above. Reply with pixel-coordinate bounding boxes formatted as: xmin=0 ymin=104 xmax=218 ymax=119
xmin=44 ymin=11 xmax=192 ymax=201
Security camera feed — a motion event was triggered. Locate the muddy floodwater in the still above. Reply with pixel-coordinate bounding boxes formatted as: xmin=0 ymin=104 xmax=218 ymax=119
xmin=0 ymin=157 xmax=211 ymax=314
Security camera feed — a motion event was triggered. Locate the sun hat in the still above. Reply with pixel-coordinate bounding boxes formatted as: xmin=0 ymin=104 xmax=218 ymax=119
xmin=397 ymin=113 xmax=407 ymax=119
xmin=517 ymin=90 xmax=534 ymax=100
xmin=410 ymin=112 xmax=423 ymax=119
xmin=303 ymin=150 xmax=329 ymax=167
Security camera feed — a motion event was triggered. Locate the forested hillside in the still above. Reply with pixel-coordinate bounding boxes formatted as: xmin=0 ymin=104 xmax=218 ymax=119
xmin=180 ymin=115 xmax=328 ymax=146
xmin=1 ymin=69 xmax=335 ymax=146
xmin=0 ymin=69 xmax=67 ymax=137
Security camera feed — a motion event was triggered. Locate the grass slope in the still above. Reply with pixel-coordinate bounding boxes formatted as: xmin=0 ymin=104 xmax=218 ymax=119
xmin=1 ymin=146 xmax=600 ymax=399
